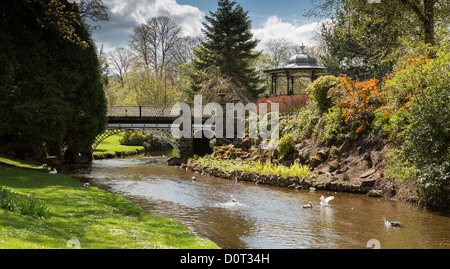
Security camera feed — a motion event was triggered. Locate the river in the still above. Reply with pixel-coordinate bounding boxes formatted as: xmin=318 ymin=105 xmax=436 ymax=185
xmin=63 ymin=152 xmax=450 ymax=249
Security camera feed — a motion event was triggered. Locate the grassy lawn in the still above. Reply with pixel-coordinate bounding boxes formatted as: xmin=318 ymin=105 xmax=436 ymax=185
xmin=0 ymin=156 xmax=218 ymax=249
xmin=93 ymin=133 xmax=144 ymax=157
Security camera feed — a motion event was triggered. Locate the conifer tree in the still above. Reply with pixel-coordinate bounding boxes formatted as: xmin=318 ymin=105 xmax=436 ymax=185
xmin=191 ymin=0 xmax=263 ymax=100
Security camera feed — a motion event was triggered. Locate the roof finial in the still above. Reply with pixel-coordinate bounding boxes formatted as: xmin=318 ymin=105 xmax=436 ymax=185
xmin=300 ymin=42 xmax=305 ymax=54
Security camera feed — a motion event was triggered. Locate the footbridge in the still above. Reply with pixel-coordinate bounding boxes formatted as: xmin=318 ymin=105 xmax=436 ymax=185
xmin=93 ymin=105 xmax=217 ymax=160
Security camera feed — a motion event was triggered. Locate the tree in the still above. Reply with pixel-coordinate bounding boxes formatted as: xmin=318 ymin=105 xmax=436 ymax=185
xmin=191 ymin=0 xmax=263 ymax=100
xmin=108 ymin=47 xmax=132 ymax=85
xmin=0 ymin=0 xmax=107 ymax=160
xmin=28 ymin=0 xmax=108 ymax=48
xmin=129 ymin=16 xmax=182 ymax=78
xmin=309 ymin=0 xmax=450 ymax=46
xmin=316 ymin=1 xmax=411 ymax=79
xmin=264 ymin=38 xmax=297 ymax=68
xmin=308 ymin=0 xmax=450 ymax=78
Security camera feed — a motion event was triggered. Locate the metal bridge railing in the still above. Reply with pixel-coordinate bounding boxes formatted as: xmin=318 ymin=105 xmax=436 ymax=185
xmin=107 ymin=105 xmax=217 ymax=118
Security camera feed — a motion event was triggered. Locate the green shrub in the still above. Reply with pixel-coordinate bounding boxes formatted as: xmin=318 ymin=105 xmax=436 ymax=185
xmin=279 ymin=106 xmax=320 ymax=140
xmin=306 ymin=75 xmax=340 ymax=115
xmin=312 ymin=107 xmax=350 ymax=146
xmin=417 ymin=163 xmax=450 ymax=210
xmin=382 ymin=42 xmax=450 ymax=209
xmin=278 ymin=134 xmax=295 ymax=157
xmin=402 ymin=85 xmax=450 ymax=167
xmin=384 ymin=149 xmax=417 ymax=182
xmin=120 ymin=131 xmax=146 ymax=146
xmin=0 ymin=186 xmax=49 ymax=218
xmin=372 ymin=107 xmax=410 ymax=141
xmin=120 ymin=131 xmax=171 ymax=151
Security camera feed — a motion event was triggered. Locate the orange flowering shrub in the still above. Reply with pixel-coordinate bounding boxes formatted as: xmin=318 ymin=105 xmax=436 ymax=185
xmin=328 ymin=75 xmax=385 ymax=134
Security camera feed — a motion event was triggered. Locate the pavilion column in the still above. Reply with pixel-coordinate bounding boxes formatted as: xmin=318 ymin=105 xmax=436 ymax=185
xmin=271 ymin=75 xmax=277 ymax=95
xmin=285 ymin=71 xmax=290 ymax=95
xmin=311 ymin=70 xmax=316 ymax=82
xmin=291 ymin=76 xmax=294 ymax=95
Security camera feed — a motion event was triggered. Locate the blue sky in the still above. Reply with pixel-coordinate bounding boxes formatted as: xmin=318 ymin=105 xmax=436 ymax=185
xmin=177 ymin=0 xmax=315 ymax=26
xmin=92 ymin=0 xmax=324 ymax=53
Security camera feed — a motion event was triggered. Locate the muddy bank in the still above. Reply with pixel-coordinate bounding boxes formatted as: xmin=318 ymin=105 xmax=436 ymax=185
xmin=182 ymin=137 xmax=418 ymax=203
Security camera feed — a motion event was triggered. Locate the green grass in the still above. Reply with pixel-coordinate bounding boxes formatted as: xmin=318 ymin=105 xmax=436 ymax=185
xmin=0 ymin=155 xmax=50 ymax=171
xmin=94 ymin=133 xmax=144 ymax=156
xmin=0 ymin=158 xmax=219 ymax=249
xmin=194 ymin=155 xmax=313 ymax=179
xmin=243 ymin=160 xmax=312 ymax=178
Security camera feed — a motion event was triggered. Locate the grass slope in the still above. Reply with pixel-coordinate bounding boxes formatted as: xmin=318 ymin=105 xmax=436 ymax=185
xmin=93 ymin=133 xmax=144 ymax=156
xmin=0 ymin=156 xmax=218 ymax=249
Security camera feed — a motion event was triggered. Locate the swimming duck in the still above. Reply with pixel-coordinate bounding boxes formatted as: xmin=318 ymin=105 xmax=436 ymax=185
xmin=230 ymin=195 xmax=238 ymax=204
xmin=192 ymin=176 xmax=197 ymax=180
xmin=382 ymin=217 xmax=403 ymax=227
xmin=84 ymin=183 xmax=90 ymax=188
xmin=302 ymin=202 xmax=313 ymax=208
xmin=320 ymin=195 xmax=335 ymax=206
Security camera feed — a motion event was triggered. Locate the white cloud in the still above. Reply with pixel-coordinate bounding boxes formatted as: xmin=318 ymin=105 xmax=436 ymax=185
xmin=252 ymin=16 xmax=324 ymax=52
xmin=92 ymin=0 xmax=204 ymax=52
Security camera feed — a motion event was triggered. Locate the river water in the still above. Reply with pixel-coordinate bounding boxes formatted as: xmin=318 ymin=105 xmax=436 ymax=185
xmin=64 ymin=153 xmax=450 ymax=249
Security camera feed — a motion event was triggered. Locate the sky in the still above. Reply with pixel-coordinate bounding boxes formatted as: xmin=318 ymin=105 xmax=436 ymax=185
xmin=90 ymin=0 xmax=326 ymax=53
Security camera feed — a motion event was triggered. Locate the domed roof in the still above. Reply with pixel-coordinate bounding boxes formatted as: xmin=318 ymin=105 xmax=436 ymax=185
xmin=286 ymin=44 xmax=320 ymax=67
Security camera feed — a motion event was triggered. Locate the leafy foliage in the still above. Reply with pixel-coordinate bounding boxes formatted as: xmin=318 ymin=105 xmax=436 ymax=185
xmin=384 ymin=149 xmax=417 ymax=183
xmin=382 ymin=42 xmax=450 ymax=209
xmin=0 ymin=0 xmax=107 ymax=157
xmin=279 ymin=107 xmax=321 ymax=141
xmin=120 ymin=131 xmax=171 ymax=151
xmin=278 ymin=134 xmax=295 ymax=157
xmin=306 ymin=75 xmax=341 ymax=115
xmin=312 ymin=107 xmax=349 ymax=146
xmin=0 ymin=186 xmax=49 ymax=218
xmin=372 ymin=107 xmax=410 ymax=142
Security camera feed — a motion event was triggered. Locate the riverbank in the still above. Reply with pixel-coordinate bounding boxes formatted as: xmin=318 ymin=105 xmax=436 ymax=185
xmin=183 ymin=138 xmax=418 ymax=204
xmin=0 ymin=155 xmax=218 ymax=249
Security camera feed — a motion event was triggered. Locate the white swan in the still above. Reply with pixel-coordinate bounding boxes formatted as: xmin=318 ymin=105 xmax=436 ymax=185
xmin=49 ymin=168 xmax=57 ymax=174
xmin=320 ymin=195 xmax=335 ymax=206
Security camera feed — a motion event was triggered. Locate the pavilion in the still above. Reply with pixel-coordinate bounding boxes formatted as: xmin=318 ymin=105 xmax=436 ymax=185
xmin=263 ymin=44 xmax=325 ymax=95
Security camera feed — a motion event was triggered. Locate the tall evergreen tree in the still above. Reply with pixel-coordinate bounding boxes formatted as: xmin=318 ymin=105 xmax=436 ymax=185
xmin=191 ymin=0 xmax=263 ymax=101
xmin=0 ymin=0 xmax=107 ymax=161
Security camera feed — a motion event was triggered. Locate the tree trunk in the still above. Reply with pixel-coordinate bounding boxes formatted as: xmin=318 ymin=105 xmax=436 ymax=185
xmin=423 ymin=0 xmax=435 ymax=46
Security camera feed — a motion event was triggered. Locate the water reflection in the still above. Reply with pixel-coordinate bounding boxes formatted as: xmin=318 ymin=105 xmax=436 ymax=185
xmin=64 ymin=153 xmax=450 ymax=249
